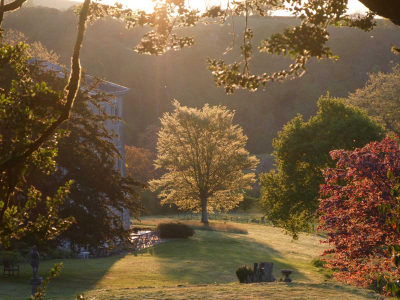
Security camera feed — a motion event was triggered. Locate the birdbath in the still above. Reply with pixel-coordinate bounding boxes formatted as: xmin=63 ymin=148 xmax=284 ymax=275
xmin=281 ymin=269 xmax=293 ymax=282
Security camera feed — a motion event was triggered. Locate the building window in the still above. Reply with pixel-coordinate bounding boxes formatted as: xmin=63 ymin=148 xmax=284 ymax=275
xmin=111 ymin=105 xmax=117 ymax=116
xmin=99 ymin=104 xmax=106 ymax=115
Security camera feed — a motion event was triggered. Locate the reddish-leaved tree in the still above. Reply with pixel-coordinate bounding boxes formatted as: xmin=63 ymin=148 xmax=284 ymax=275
xmin=318 ymin=137 xmax=400 ymax=288
xmin=125 ymin=146 xmax=157 ymax=183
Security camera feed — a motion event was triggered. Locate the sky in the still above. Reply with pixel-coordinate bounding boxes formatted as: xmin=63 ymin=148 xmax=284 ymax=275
xmin=72 ymin=0 xmax=369 ymax=14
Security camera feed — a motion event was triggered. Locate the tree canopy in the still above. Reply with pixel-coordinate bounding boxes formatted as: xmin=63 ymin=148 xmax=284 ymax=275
xmin=348 ymin=64 xmax=400 ymax=135
xmin=150 ymin=100 xmax=259 ymax=223
xmin=319 ymin=137 xmax=400 ymax=292
xmin=0 ymin=39 xmax=76 ymax=248
xmin=6 ymin=4 xmax=400 ymax=154
xmin=260 ymin=95 xmax=384 ymax=238
xmin=27 ymin=68 xmax=143 ymax=250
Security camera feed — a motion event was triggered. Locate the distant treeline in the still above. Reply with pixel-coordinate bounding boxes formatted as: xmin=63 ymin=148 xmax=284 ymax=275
xmin=4 ymin=6 xmax=400 ymax=153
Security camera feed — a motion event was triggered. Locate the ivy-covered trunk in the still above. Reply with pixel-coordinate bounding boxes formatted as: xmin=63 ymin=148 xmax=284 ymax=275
xmin=201 ymin=198 xmax=208 ymax=224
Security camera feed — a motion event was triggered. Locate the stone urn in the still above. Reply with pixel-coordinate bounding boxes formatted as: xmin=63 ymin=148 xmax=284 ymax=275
xmin=281 ymin=269 xmax=293 ymax=282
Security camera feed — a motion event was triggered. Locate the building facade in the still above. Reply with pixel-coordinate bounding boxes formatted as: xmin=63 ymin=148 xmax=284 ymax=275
xmin=43 ymin=62 xmax=131 ymax=230
xmin=96 ymin=80 xmax=131 ymax=230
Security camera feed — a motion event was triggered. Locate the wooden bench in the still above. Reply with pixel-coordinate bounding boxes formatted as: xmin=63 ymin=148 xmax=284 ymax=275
xmin=2 ymin=260 xmax=19 ymax=277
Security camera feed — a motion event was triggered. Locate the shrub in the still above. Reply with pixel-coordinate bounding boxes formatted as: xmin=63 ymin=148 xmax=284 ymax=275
xmin=311 ymin=258 xmax=326 ymax=268
xmin=157 ymin=222 xmax=195 ymax=238
xmin=48 ymin=249 xmax=76 ymax=259
xmin=236 ymin=265 xmax=254 ymax=283
xmin=318 ymin=137 xmax=400 ymax=287
xmin=185 ymin=222 xmax=248 ymax=234
xmin=0 ymin=251 xmax=21 ymax=264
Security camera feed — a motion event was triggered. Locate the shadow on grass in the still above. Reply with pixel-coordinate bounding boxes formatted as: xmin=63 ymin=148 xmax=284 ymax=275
xmin=0 ymin=228 xmax=319 ymax=299
xmin=144 ymin=229 xmax=311 ymax=285
xmin=0 ymin=254 xmax=126 ymax=300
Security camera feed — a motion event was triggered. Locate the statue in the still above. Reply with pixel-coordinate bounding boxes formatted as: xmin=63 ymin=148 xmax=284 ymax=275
xmin=29 ymin=246 xmax=40 ymax=278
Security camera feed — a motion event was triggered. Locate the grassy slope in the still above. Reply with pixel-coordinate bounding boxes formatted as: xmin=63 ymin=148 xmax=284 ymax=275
xmin=0 ymin=221 xmax=381 ymax=299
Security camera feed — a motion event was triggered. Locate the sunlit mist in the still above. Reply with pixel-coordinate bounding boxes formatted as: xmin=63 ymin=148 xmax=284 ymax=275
xmin=75 ymin=0 xmax=369 ymax=14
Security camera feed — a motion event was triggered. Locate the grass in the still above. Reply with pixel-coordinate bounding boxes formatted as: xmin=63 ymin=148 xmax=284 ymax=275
xmin=160 ymin=220 xmax=249 ymax=234
xmin=86 ymin=282 xmax=380 ymax=299
xmin=133 ymin=212 xmax=266 ymax=225
xmin=0 ymin=218 xmax=383 ymax=299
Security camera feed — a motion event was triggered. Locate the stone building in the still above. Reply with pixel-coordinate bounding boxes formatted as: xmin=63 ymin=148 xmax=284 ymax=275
xmin=95 ymin=79 xmax=131 ymax=230
xmin=42 ymin=62 xmax=131 ymax=230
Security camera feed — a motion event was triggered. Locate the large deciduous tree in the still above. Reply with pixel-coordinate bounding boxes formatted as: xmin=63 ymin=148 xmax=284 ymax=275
xmin=149 ymin=100 xmax=259 ymax=223
xmin=0 ymin=0 xmax=398 ymax=243
xmin=318 ymin=137 xmax=400 ymax=292
xmin=260 ymin=96 xmax=384 ymax=238
xmin=27 ymin=68 xmax=143 ymax=250
xmin=348 ymin=64 xmax=400 ymax=135
xmin=0 ymin=29 xmax=143 ymax=250
xmin=0 ymin=37 xmax=77 ymax=248
xmin=0 ymin=0 xmax=91 ymax=248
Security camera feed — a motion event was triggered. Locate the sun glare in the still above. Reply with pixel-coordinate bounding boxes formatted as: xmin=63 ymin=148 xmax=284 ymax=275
xmin=91 ymin=0 xmax=210 ymax=11
xmin=81 ymin=0 xmax=368 ymax=15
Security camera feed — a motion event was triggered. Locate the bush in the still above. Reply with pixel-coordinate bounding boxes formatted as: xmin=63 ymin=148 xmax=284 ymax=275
xmin=311 ymin=258 xmax=326 ymax=268
xmin=236 ymin=265 xmax=254 ymax=283
xmin=188 ymin=222 xmax=248 ymax=234
xmin=157 ymin=222 xmax=195 ymax=238
xmin=48 ymin=249 xmax=76 ymax=259
xmin=0 ymin=251 xmax=21 ymax=264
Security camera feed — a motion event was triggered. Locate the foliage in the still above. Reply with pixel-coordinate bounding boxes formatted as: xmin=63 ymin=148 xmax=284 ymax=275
xmin=0 ymin=0 xmax=94 ymax=255
xmin=178 ymin=221 xmax=248 ymax=234
xmin=311 ymin=258 xmax=325 ymax=268
xmin=236 ymin=265 xmax=254 ymax=283
xmin=0 ymin=251 xmax=20 ymax=264
xmin=32 ymin=263 xmax=63 ymax=300
xmin=348 ymin=64 xmax=400 ymax=135
xmin=237 ymin=195 xmax=260 ymax=212
xmin=2 ymin=29 xmax=59 ymax=64
xmin=318 ymin=137 xmax=400 ymax=292
xmin=137 ymin=124 xmax=161 ymax=153
xmin=0 ymin=8 xmax=143 ymax=251
xmin=260 ymin=95 xmax=384 ymax=238
xmin=26 ymin=68 xmax=144 ymax=250
xmin=10 ymin=0 xmax=398 ymax=95
xmin=139 ymin=189 xmax=180 ymax=215
xmin=156 ymin=222 xmax=195 ymax=239
xmin=0 ymin=41 xmax=75 ymax=248
xmin=149 ymin=100 xmax=259 ymax=223
xmin=91 ymin=0 xmax=386 ymax=93
xmin=5 ymin=7 xmax=400 ymax=154
xmin=125 ymin=146 xmax=156 ymax=183
xmin=205 ymin=0 xmax=396 ymax=92
xmin=377 ymin=174 xmax=400 ymax=299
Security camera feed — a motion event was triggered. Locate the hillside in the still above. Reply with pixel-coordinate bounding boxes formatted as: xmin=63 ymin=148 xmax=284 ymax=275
xmin=3 ymin=6 xmax=400 ymax=153
xmin=32 ymin=0 xmax=79 ymax=9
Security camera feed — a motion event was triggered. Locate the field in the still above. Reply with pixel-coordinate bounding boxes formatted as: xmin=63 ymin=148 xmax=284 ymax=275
xmin=0 ymin=217 xmax=381 ymax=299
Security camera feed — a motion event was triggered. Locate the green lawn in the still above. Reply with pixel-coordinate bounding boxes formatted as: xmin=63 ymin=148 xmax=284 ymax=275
xmin=0 ymin=220 xmax=382 ymax=299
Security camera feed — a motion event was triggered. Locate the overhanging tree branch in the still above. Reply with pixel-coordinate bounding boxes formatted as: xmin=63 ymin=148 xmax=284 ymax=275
xmin=0 ymin=0 xmax=91 ymax=172
xmin=3 ymin=0 xmax=28 ymax=12
xmin=358 ymin=0 xmax=400 ymax=26
xmin=0 ymin=0 xmax=91 ymax=226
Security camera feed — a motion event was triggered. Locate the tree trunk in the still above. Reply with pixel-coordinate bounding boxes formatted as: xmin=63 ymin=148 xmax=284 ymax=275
xmin=201 ymin=198 xmax=208 ymax=224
